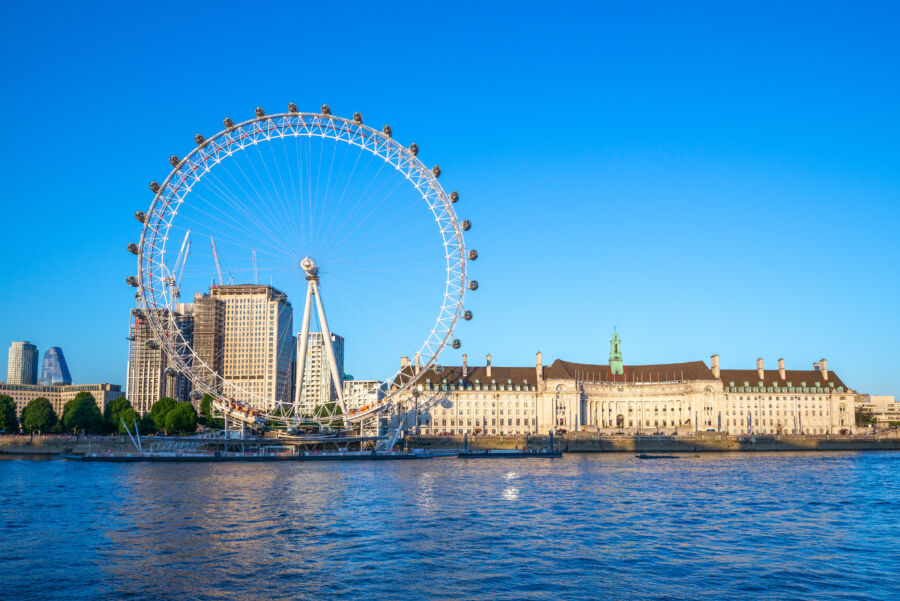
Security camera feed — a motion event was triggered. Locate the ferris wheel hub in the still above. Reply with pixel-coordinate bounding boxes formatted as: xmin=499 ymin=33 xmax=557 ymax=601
xmin=300 ymin=256 xmax=319 ymax=280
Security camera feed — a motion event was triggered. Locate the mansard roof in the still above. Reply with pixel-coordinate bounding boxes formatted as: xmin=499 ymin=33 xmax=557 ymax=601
xmin=718 ymin=369 xmax=849 ymax=390
xmin=404 ymin=364 xmax=540 ymax=386
xmin=544 ymin=359 xmax=716 ymax=382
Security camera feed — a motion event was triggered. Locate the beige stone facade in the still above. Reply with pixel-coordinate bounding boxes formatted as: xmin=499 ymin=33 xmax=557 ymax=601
xmin=391 ymin=337 xmax=859 ymax=437
xmin=0 ymin=383 xmax=123 ymax=419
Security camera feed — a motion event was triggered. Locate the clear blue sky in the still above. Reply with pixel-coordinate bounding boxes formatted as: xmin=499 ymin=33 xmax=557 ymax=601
xmin=1 ymin=1 xmax=897 ymax=397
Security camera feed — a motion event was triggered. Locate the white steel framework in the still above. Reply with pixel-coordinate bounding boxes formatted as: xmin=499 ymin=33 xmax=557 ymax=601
xmin=133 ymin=107 xmax=470 ymax=428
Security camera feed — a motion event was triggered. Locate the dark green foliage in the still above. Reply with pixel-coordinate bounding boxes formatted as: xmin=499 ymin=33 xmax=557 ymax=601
xmin=117 ymin=408 xmax=141 ymax=434
xmin=139 ymin=413 xmax=157 ymax=434
xmin=856 ymin=409 xmax=876 ymax=426
xmin=104 ymin=397 xmax=132 ymax=432
xmin=0 ymin=395 xmax=19 ymax=432
xmin=199 ymin=394 xmax=223 ymax=429
xmin=164 ymin=402 xmax=197 ymax=434
xmin=149 ymin=397 xmax=178 ymax=433
xmin=62 ymin=392 xmax=104 ymax=434
xmin=21 ymin=397 xmax=57 ymax=433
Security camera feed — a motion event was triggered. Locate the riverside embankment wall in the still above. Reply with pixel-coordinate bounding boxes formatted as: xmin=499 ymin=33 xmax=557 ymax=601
xmin=410 ymin=432 xmax=900 ymax=453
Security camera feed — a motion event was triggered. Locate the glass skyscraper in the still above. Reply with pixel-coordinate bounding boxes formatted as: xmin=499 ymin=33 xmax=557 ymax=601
xmin=39 ymin=347 xmax=72 ymax=386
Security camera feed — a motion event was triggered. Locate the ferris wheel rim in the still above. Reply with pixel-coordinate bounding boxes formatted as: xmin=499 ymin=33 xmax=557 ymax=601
xmin=135 ymin=108 xmax=469 ymax=423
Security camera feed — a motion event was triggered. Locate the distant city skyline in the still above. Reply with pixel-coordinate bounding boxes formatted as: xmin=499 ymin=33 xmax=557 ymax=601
xmin=0 ymin=2 xmax=897 ymax=397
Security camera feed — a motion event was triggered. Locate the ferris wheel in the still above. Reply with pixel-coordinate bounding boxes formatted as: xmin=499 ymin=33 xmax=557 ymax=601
xmin=127 ymin=103 xmax=477 ymax=429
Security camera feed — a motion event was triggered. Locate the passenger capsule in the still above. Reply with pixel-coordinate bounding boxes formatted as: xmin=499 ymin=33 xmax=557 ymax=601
xmin=169 ymin=155 xmax=180 ymax=167
xmin=463 ymin=310 xmax=473 ymax=321
xmin=451 ymin=339 xmax=461 ymax=350
xmin=353 ymin=112 xmax=363 ymax=124
xmin=126 ymin=276 xmax=138 ymax=287
xmin=321 ymin=104 xmax=331 ymax=115
xmin=469 ymin=280 xmax=479 ymax=291
xmin=409 ymin=143 xmax=419 ymax=156
xmin=450 ymin=191 xmax=459 ymax=203
xmin=194 ymin=133 xmax=206 ymax=146
xmin=288 ymin=102 xmax=299 ymax=113
xmin=223 ymin=117 xmax=235 ymax=130
xmin=149 ymin=181 xmax=160 ymax=193
xmin=383 ymin=124 xmax=392 ymax=137
xmin=134 ymin=211 xmax=147 ymax=223
xmin=468 ymin=249 xmax=478 ymax=261
xmin=145 ymin=339 xmax=159 ymax=350
xmin=461 ymin=219 xmax=471 ymax=231
xmin=165 ymin=367 xmax=177 ymax=377
xmin=432 ymin=165 xmax=441 ymax=178
xmin=127 ymin=243 xmax=139 ymax=255
xmin=133 ymin=308 xmax=145 ymax=319
xmin=435 ymin=364 xmax=444 ymax=373
xmin=255 ymin=106 xmax=266 ymax=117
xmin=191 ymin=390 xmax=202 ymax=400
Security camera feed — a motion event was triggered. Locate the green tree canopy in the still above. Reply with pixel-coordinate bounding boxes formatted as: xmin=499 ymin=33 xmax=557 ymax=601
xmin=164 ymin=402 xmax=197 ymax=434
xmin=149 ymin=397 xmax=178 ymax=433
xmin=21 ymin=397 xmax=57 ymax=434
xmin=199 ymin=394 xmax=223 ymax=429
xmin=117 ymin=408 xmax=141 ymax=434
xmin=62 ymin=392 xmax=104 ymax=434
xmin=0 ymin=395 xmax=18 ymax=432
xmin=104 ymin=397 xmax=133 ymax=432
xmin=856 ymin=409 xmax=876 ymax=426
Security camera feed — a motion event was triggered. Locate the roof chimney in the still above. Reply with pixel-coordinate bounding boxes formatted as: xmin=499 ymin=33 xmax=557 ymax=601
xmin=536 ymin=351 xmax=543 ymax=384
xmin=401 ymin=356 xmax=410 ymax=368
xmin=820 ymin=358 xmax=828 ymax=381
xmin=710 ymin=354 xmax=720 ymax=378
xmin=486 ymin=353 xmax=492 ymax=378
xmin=756 ymin=358 xmax=764 ymax=380
xmin=778 ymin=358 xmax=785 ymax=380
xmin=462 ymin=353 xmax=468 ymax=378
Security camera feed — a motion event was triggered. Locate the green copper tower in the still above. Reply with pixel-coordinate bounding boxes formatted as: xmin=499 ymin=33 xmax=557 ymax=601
xmin=609 ymin=328 xmax=623 ymax=375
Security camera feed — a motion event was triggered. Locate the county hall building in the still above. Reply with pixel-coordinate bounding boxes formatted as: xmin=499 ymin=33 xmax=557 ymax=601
xmin=397 ymin=331 xmax=857 ymax=437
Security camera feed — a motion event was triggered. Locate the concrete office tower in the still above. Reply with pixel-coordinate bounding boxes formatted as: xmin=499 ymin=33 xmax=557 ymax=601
xmin=39 ymin=347 xmax=73 ymax=385
xmin=125 ymin=308 xmax=193 ymax=415
xmin=211 ymin=285 xmax=293 ymax=411
xmin=7 ymin=341 xmax=39 ymax=385
xmin=298 ymin=332 xmax=345 ymax=413
xmin=192 ymin=292 xmax=225 ymax=393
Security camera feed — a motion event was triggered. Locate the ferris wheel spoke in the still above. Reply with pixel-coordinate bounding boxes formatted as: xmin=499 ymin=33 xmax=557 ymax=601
xmin=137 ymin=110 xmax=468 ymax=426
xmin=211 ymin=152 xmax=297 ymax=253
xmin=193 ymin=166 xmax=295 ymax=252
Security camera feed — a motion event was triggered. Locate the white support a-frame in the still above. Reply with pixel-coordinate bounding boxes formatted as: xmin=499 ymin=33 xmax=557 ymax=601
xmin=293 ymin=257 xmax=348 ymax=427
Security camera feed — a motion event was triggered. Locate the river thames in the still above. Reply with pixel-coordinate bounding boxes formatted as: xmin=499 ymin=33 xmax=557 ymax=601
xmin=1 ymin=452 xmax=898 ymax=600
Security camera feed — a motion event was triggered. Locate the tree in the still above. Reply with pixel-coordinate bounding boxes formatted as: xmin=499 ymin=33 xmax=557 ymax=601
xmin=0 ymin=395 xmax=18 ymax=432
xmin=62 ymin=392 xmax=104 ymax=434
xmin=117 ymin=408 xmax=141 ymax=434
xmin=856 ymin=409 xmax=876 ymax=426
xmin=104 ymin=397 xmax=133 ymax=432
xmin=149 ymin=397 xmax=178 ymax=433
xmin=21 ymin=397 xmax=57 ymax=434
xmin=199 ymin=394 xmax=223 ymax=429
xmin=164 ymin=402 xmax=197 ymax=434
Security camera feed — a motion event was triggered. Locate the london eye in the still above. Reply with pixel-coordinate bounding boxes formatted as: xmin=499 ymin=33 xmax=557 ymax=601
xmin=128 ymin=104 xmax=476 ymax=430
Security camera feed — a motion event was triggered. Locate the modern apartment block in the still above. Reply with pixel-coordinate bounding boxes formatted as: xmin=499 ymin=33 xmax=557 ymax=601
xmin=297 ymin=331 xmax=344 ymax=414
xmin=191 ymin=292 xmax=225 ymax=393
xmin=7 ymin=341 xmax=39 ymax=385
xmin=39 ymin=347 xmax=72 ymax=385
xmin=125 ymin=308 xmax=193 ymax=414
xmin=211 ymin=284 xmax=294 ymax=411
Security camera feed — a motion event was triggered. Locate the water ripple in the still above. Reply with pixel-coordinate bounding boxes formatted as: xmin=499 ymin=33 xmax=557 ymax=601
xmin=1 ymin=452 xmax=899 ymax=600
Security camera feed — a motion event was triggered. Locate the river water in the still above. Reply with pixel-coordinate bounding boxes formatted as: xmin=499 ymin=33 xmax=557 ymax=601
xmin=1 ymin=452 xmax=898 ymax=600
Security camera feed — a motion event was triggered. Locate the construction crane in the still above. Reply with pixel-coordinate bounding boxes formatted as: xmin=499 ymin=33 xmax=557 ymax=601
xmin=210 ymin=235 xmax=223 ymax=286
xmin=166 ymin=229 xmax=191 ymax=300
